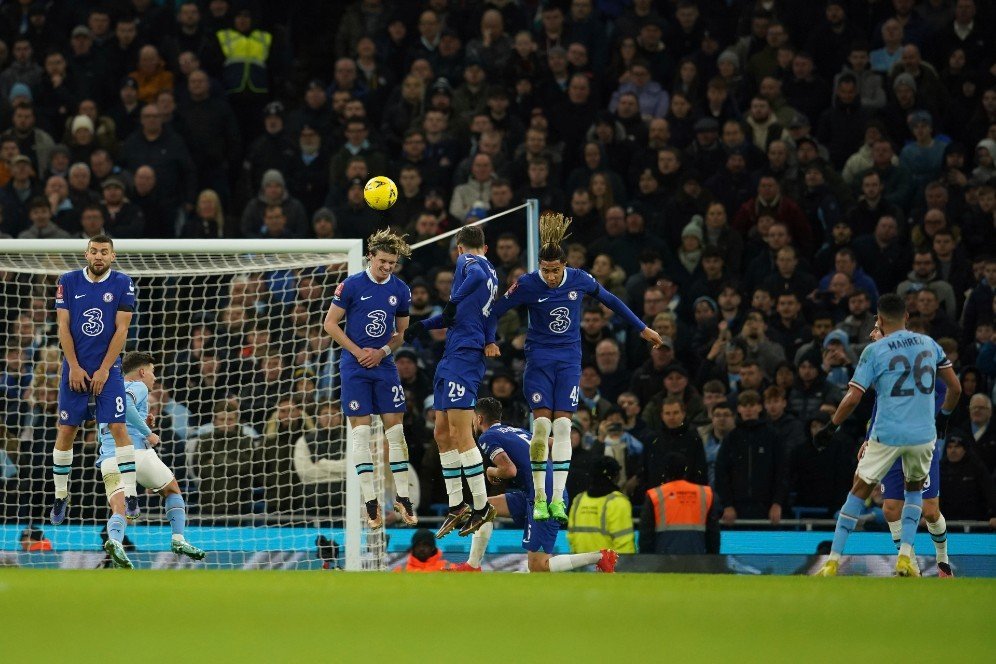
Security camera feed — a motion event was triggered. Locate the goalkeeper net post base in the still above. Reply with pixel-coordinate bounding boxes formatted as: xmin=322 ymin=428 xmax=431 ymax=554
xmin=0 ymin=238 xmax=389 ymax=570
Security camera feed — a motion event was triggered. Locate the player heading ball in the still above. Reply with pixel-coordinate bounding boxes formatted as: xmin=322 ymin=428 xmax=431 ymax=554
xmin=324 ymin=229 xmax=417 ymax=528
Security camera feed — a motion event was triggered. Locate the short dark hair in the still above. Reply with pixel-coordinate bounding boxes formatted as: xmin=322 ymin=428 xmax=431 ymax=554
xmin=122 ymin=351 xmax=155 ymax=374
xmin=455 ymin=224 xmax=485 ymax=249
xmin=475 ymin=397 xmax=502 ymax=425
xmin=87 ymin=234 xmax=113 ymax=248
xmin=737 ymin=389 xmax=761 ymax=406
xmin=662 ymin=395 xmax=685 ymax=410
xmin=28 ymin=196 xmax=50 ymax=211
xmin=877 ymin=292 xmax=906 ymax=322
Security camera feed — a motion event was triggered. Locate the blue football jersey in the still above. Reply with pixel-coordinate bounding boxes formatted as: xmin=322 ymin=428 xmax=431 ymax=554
xmin=477 ymin=424 xmax=558 ymax=500
xmin=850 ymin=330 xmax=951 ymax=446
xmin=55 ymin=269 xmax=137 ymax=372
xmin=490 ymin=268 xmax=646 ymax=361
xmin=97 ymin=380 xmax=150 ymax=464
xmin=445 ymin=253 xmax=498 ymax=353
xmin=331 ymin=269 xmax=411 ymax=369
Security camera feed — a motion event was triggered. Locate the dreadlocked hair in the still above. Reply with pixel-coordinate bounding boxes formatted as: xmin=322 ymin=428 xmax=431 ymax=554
xmin=538 ymin=212 xmax=572 ymax=262
xmin=367 ymin=228 xmax=412 ymax=258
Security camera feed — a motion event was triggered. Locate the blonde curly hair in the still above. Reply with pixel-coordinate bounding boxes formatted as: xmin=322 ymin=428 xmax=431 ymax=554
xmin=367 ymin=228 xmax=412 ymax=258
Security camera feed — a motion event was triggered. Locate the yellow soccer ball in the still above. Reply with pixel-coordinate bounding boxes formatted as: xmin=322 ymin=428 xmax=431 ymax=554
xmin=363 ymin=176 xmax=398 ymax=210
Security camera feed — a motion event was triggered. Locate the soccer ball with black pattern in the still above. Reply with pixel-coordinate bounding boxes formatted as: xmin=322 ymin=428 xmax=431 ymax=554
xmin=363 ymin=176 xmax=398 ymax=210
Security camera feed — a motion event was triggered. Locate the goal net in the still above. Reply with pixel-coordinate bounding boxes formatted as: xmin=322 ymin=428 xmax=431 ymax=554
xmin=0 ymin=239 xmax=392 ymax=570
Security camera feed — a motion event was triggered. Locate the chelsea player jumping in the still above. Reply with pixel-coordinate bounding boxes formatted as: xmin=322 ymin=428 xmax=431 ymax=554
xmin=405 ymin=225 xmax=500 ymax=539
xmin=324 ymin=229 xmax=418 ymax=528
xmin=52 ymin=235 xmax=141 ymax=525
xmin=814 ymin=294 xmax=960 ymax=577
xmin=488 ymin=214 xmax=663 ymax=524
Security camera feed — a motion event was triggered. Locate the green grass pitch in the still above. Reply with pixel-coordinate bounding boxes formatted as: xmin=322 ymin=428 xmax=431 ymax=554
xmin=1 ymin=570 xmax=991 ymax=662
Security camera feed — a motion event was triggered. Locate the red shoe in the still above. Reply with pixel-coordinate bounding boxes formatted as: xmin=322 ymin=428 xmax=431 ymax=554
xmin=595 ymin=549 xmax=618 ymax=573
xmin=447 ymin=562 xmax=482 ymax=572
xmin=937 ymin=562 xmax=954 ymax=578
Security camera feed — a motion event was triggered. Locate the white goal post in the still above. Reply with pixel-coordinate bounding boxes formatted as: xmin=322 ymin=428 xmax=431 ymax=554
xmin=0 ymin=238 xmax=393 ymax=570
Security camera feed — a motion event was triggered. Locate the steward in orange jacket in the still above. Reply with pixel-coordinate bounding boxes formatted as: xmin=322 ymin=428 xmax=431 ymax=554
xmin=639 ymin=453 xmax=715 ymax=554
xmin=394 ymin=528 xmax=452 ymax=572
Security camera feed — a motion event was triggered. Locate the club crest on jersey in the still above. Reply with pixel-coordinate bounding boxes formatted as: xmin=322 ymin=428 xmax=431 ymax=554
xmin=531 ymin=392 xmax=542 ymax=403
xmin=388 ymin=295 xmax=398 ymax=306
xmin=103 ymin=292 xmax=114 ymax=302
xmin=60 ymin=410 xmax=69 ymax=421
xmin=568 ymin=291 xmax=578 ymax=300
xmin=348 ymin=400 xmax=359 ymax=411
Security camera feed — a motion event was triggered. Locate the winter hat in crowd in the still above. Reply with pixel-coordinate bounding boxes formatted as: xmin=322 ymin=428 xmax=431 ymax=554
xmin=681 ymin=220 xmax=704 ymax=243
xmin=466 ymin=201 xmax=489 ymax=222
xmin=892 ymin=73 xmax=917 ymax=92
xmin=717 ymin=50 xmax=739 ymax=69
xmin=693 ymin=295 xmax=718 ymax=314
xmin=71 ymin=115 xmax=95 ymax=134
xmin=261 ymin=169 xmax=286 ymax=189
xmin=9 ymin=82 xmax=31 ymax=103
xmin=977 ymin=139 xmax=996 ymax=159
xmin=823 ymin=329 xmax=850 ymax=350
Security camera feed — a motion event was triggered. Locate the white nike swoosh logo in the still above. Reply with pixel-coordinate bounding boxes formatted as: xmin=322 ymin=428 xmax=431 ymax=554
xmin=361 ymin=296 xmax=372 ymax=300
xmin=75 ymin=294 xmax=85 ymax=299
xmin=538 ymin=297 xmax=550 ymax=302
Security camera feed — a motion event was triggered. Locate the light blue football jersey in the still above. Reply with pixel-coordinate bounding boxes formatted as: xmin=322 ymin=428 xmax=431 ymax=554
xmin=850 ymin=330 xmax=951 ymax=446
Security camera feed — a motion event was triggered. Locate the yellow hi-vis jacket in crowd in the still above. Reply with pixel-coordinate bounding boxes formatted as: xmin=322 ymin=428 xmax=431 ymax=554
xmin=566 ymin=490 xmax=636 ymax=553
xmin=217 ymin=28 xmax=272 ymax=94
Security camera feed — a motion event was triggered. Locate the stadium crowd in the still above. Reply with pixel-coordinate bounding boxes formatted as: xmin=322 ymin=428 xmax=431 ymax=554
xmin=2 ymin=0 xmax=996 ymax=536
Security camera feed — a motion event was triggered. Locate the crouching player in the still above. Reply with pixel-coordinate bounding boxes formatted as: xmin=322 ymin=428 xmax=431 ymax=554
xmin=98 ymin=351 xmax=204 ymax=568
xmin=449 ymin=398 xmax=617 ymax=573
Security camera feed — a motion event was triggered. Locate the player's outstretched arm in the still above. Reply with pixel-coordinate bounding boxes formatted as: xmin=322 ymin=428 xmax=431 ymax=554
xmin=57 ymin=308 xmax=89 ymax=392
xmin=593 ymin=288 xmax=664 ymax=347
xmin=92 ymin=310 xmax=133 ymax=395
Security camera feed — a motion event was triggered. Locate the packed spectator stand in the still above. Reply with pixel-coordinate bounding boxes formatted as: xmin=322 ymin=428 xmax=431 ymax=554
xmin=1 ymin=0 xmax=996 ymax=537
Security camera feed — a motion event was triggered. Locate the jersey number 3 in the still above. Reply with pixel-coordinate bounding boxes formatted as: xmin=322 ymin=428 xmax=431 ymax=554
xmin=81 ymin=308 xmax=105 ymax=337
xmin=549 ymin=307 xmax=570 ymax=333
xmin=365 ymin=310 xmax=387 ymax=337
